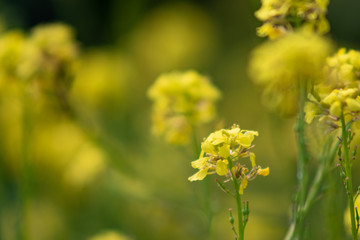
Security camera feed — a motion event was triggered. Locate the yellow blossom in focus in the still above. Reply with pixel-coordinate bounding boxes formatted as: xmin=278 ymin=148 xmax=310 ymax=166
xmin=148 ymin=70 xmax=221 ymax=144
xmin=249 ymin=30 xmax=332 ymax=116
xmin=255 ymin=0 xmax=329 ymax=39
xmin=188 ymin=125 xmax=269 ymax=195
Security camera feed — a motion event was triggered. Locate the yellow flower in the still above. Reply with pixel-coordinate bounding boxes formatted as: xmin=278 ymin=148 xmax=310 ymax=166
xmin=257 ymin=167 xmax=270 ymax=176
xmin=320 ymin=48 xmax=360 ymax=92
xmin=148 ymin=70 xmax=221 ymax=144
xmin=305 ymin=88 xmax=360 ymax=125
xmin=188 ymin=125 xmax=269 ymax=195
xmin=249 ymin=30 xmax=333 ymax=116
xmin=255 ymin=0 xmax=330 ymax=39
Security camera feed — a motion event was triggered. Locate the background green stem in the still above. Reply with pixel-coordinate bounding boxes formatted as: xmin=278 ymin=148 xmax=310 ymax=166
xmin=285 ymin=81 xmax=308 ymax=240
xmin=340 ymin=112 xmax=357 ymax=240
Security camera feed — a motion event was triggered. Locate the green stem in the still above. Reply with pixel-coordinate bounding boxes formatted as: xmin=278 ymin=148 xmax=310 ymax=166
xmin=228 ymin=158 xmax=244 ymax=240
xmin=340 ymin=112 xmax=357 ymax=240
xmin=295 ymin=81 xmax=309 ymax=238
xmin=285 ymin=81 xmax=308 ymax=240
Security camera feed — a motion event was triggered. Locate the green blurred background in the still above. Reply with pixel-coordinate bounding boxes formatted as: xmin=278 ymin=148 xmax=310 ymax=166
xmin=0 ymin=0 xmax=360 ymax=239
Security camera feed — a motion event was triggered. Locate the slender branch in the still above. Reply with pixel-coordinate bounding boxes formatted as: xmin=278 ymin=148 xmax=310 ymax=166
xmin=340 ymin=112 xmax=357 ymax=240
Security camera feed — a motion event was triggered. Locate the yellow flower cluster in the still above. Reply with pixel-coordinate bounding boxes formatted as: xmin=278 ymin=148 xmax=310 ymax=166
xmin=147 ymin=70 xmax=221 ymax=144
xmin=249 ymin=30 xmax=332 ymax=116
xmin=0 ymin=23 xmax=78 ymax=108
xmin=305 ymin=48 xmax=360 ymax=125
xmin=188 ymin=125 xmax=269 ymax=195
xmin=305 ymin=88 xmax=360 ymax=124
xmin=255 ymin=0 xmax=329 ymax=39
xmin=321 ymin=48 xmax=360 ymax=92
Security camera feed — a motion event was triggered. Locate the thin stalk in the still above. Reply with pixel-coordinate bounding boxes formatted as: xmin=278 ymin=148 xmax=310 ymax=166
xmin=285 ymin=81 xmax=309 ymax=240
xmin=303 ymin=139 xmax=339 ymax=216
xmin=340 ymin=112 xmax=357 ymax=240
xmin=228 ymin=158 xmax=244 ymax=240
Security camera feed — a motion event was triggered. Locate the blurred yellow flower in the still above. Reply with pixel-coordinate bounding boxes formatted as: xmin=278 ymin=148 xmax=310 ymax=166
xmin=148 ymin=70 xmax=221 ymax=144
xmin=130 ymin=2 xmax=217 ymax=74
xmin=255 ymin=0 xmax=329 ymax=39
xmin=70 ymin=50 xmax=133 ymax=113
xmin=188 ymin=125 xmax=269 ymax=195
xmin=249 ymin=30 xmax=333 ymax=116
xmin=89 ymin=230 xmax=132 ymax=240
xmin=318 ymin=48 xmax=360 ymax=94
xmin=0 ymin=31 xmax=25 ymax=80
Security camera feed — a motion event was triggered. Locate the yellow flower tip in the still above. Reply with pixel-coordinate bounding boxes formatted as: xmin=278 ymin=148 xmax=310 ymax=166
xmin=216 ymin=159 xmax=229 ymax=176
xmin=188 ymin=168 xmax=208 ymax=182
xmin=239 ymin=177 xmax=248 ymax=195
xmin=257 ymin=167 xmax=270 ymax=176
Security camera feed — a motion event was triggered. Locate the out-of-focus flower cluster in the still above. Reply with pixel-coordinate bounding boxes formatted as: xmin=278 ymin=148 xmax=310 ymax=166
xmin=249 ymin=30 xmax=332 ymax=116
xmin=255 ymin=0 xmax=329 ymax=39
xmin=147 ymin=70 xmax=221 ymax=144
xmin=0 ymin=23 xmax=116 ymax=190
xmin=188 ymin=125 xmax=269 ymax=195
xmin=319 ymin=48 xmax=360 ymax=93
xmin=0 ymin=23 xmax=78 ymax=111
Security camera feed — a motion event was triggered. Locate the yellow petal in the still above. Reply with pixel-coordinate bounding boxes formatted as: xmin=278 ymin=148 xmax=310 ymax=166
xmin=329 ymin=101 xmax=341 ymax=117
xmin=304 ymin=102 xmax=317 ymax=124
xmin=346 ymin=98 xmax=360 ymax=112
xmin=239 ymin=177 xmax=248 ymax=195
xmin=216 ymin=160 xmax=229 ymax=176
xmin=249 ymin=152 xmax=256 ymax=168
xmin=188 ymin=168 xmax=208 ymax=182
xmin=322 ymin=90 xmax=339 ymax=105
xmin=257 ymin=167 xmax=270 ymax=176
xmin=236 ymin=134 xmax=252 ymax=148
xmin=218 ymin=144 xmax=230 ymax=158
xmin=191 ymin=157 xmax=208 ymax=169
xmin=201 ymin=141 xmax=216 ymax=155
